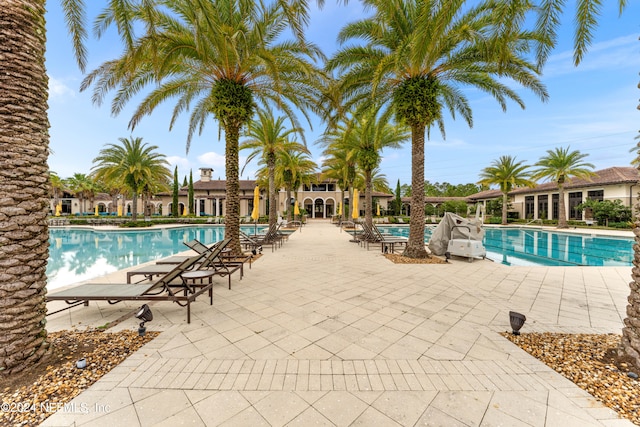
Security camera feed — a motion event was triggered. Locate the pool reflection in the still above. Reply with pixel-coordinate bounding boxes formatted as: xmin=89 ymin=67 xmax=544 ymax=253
xmin=47 ymin=226 xmax=264 ymax=290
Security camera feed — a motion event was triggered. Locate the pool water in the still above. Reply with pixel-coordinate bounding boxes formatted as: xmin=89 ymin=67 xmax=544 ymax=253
xmin=377 ymin=226 xmax=634 ymax=267
xmin=47 ymin=226 xmax=266 ymax=290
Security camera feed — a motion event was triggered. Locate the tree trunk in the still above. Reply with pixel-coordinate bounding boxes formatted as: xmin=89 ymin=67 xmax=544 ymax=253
xmin=0 ymin=0 xmax=51 ymax=374
xmin=557 ymin=182 xmax=568 ymax=228
xmin=131 ymin=192 xmax=138 ymax=221
xmin=224 ymin=124 xmax=242 ymax=255
xmin=365 ymin=169 xmax=373 ymax=229
xmin=268 ymin=153 xmax=277 ymax=229
xmin=501 ymin=192 xmax=508 ymax=225
xmin=285 ymin=188 xmax=292 ymax=221
xmin=619 ymin=140 xmax=640 ymax=368
xmin=620 ymin=225 xmax=640 ymax=368
xmin=403 ymin=124 xmax=428 ymax=258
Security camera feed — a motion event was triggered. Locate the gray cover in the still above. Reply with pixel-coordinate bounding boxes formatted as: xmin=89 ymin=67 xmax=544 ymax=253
xmin=428 ymin=212 xmax=485 ymax=256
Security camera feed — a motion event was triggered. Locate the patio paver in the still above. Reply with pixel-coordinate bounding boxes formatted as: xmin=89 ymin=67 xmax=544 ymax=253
xmin=43 ymin=220 xmax=635 ymax=426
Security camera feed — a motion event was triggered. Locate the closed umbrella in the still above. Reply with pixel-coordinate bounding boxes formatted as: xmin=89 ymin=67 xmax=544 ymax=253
xmin=55 ymin=203 xmax=61 ymax=217
xmin=117 ymin=205 xmax=123 ymax=217
xmin=94 ymin=205 xmax=99 ymax=216
xmin=251 ymin=186 xmax=260 ymax=234
xmin=337 ymin=201 xmax=341 ymax=216
xmin=294 ymin=200 xmax=300 ymax=218
xmin=351 ymin=189 xmax=359 ymax=220
xmin=376 ymin=203 xmax=380 ymax=216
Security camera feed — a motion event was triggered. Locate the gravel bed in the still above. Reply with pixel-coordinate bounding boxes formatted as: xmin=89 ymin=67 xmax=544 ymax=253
xmin=503 ymin=332 xmax=640 ymax=425
xmin=1 ymin=330 xmax=158 ymax=426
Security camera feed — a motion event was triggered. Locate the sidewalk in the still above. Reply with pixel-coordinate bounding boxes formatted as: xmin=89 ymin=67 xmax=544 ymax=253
xmin=44 ymin=220 xmax=634 ymax=426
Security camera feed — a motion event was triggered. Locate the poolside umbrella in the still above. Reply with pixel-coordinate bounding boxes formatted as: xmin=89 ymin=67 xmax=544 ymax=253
xmin=117 ymin=205 xmax=123 ymax=217
xmin=376 ymin=203 xmax=380 ymax=216
xmin=55 ymin=203 xmax=61 ymax=216
xmin=94 ymin=205 xmax=99 ymax=216
xmin=251 ymin=186 xmax=260 ymax=235
xmin=183 ymin=204 xmax=188 ymax=216
xmin=352 ymin=189 xmax=359 ymax=220
xmin=337 ymin=202 xmax=341 ymax=216
xmin=294 ymin=200 xmax=300 ymax=221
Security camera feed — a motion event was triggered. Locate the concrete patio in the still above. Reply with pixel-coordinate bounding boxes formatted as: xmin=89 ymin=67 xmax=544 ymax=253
xmin=43 ymin=220 xmax=635 ymax=426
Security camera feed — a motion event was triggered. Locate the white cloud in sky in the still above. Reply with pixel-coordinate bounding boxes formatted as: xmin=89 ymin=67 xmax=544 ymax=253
xmin=544 ymin=34 xmax=640 ymax=78
xmin=47 ymin=76 xmax=75 ymax=100
xmin=198 ymin=151 xmax=225 ymax=168
xmin=166 ymin=156 xmax=190 ymax=174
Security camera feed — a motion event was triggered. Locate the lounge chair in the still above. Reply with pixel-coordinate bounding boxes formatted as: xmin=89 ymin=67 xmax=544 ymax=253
xmin=371 ymin=223 xmax=407 ymax=253
xmin=126 ymin=239 xmax=242 ymax=289
xmin=155 ymin=239 xmax=224 ymax=265
xmin=46 ymin=256 xmax=213 ymax=324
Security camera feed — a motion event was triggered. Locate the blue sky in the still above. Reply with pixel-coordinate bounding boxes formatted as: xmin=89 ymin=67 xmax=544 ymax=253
xmin=45 ymin=1 xmax=640 ymax=188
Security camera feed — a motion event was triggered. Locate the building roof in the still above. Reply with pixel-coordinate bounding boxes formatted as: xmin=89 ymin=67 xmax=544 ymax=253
xmin=467 ymin=166 xmax=638 ymax=199
xmin=192 ymin=179 xmax=258 ymax=191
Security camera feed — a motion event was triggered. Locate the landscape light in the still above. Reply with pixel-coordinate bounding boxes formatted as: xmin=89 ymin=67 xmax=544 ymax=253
xmin=509 ymin=311 xmax=526 ymax=335
xmin=135 ymin=304 xmax=153 ymax=336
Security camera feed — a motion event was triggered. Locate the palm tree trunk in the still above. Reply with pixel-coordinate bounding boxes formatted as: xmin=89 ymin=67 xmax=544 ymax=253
xmin=501 ymin=192 xmax=508 ymax=225
xmin=131 ymin=192 xmax=138 ymax=221
xmin=0 ymin=0 xmax=51 ymax=374
xmin=404 ymin=125 xmax=428 ymax=258
xmin=225 ymin=124 xmax=242 ymax=255
xmin=365 ymin=169 xmax=373 ymax=229
xmin=268 ymin=154 xmax=277 ymax=229
xmin=557 ymin=183 xmax=568 ymax=228
xmin=285 ymin=188 xmax=292 ymax=221
xmin=620 ymin=224 xmax=640 ymax=368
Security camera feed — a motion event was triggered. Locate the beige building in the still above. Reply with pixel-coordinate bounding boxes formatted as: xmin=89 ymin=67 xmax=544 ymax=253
xmin=469 ymin=166 xmax=639 ymax=221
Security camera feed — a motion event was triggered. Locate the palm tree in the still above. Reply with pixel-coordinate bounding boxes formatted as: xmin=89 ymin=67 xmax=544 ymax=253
xmin=327 ymin=0 xmax=548 ymax=258
xmin=320 ymin=140 xmax=358 ymax=222
xmin=343 ymin=110 xmax=407 ymax=229
xmin=49 ymin=171 xmax=66 ymax=211
xmin=92 ymin=137 xmax=171 ymax=221
xmin=0 ymin=0 xmax=51 ymax=374
xmin=65 ymin=173 xmax=95 ymax=214
xmin=276 ymin=150 xmax=317 ymax=221
xmin=80 ymin=0 xmax=325 ymax=255
xmin=530 ymin=147 xmax=596 ymax=229
xmin=240 ymin=108 xmax=307 ymax=229
xmin=478 ymin=156 xmax=535 ymax=225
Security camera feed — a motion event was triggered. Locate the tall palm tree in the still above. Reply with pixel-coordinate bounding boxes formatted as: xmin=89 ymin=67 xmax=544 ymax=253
xmin=344 ymin=110 xmax=407 ymax=229
xmin=240 ymin=107 xmax=307 ymax=229
xmin=49 ymin=171 xmax=66 ymax=211
xmin=92 ymin=137 xmax=171 ymax=221
xmin=530 ymin=146 xmax=596 ymax=229
xmin=0 ymin=0 xmax=51 ymax=374
xmin=81 ymin=0 xmax=325 ymax=255
xmin=327 ymin=0 xmax=548 ymax=258
xmin=65 ymin=173 xmax=96 ymax=214
xmin=276 ymin=150 xmax=317 ymax=221
xmin=478 ymin=156 xmax=535 ymax=225
xmin=320 ymin=138 xmax=358 ymax=221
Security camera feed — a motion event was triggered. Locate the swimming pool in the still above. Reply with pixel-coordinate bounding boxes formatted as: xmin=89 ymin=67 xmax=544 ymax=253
xmin=377 ymin=225 xmax=634 ymax=267
xmin=47 ymin=226 xmax=266 ymax=290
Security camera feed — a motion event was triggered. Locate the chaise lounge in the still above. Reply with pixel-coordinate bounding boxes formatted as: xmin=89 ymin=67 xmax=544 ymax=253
xmin=46 ymin=255 xmax=214 ymax=324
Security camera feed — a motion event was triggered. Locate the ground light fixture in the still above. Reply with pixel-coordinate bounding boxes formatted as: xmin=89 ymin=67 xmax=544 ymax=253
xmin=135 ymin=304 xmax=153 ymax=336
xmin=509 ymin=311 xmax=526 ymax=335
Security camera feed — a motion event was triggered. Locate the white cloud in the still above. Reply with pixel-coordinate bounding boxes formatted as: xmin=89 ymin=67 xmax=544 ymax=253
xmin=47 ymin=76 xmax=75 ymax=100
xmin=166 ymin=156 xmax=190 ymax=175
xmin=544 ymin=35 xmax=640 ymax=78
xmin=197 ymin=151 xmax=225 ymax=168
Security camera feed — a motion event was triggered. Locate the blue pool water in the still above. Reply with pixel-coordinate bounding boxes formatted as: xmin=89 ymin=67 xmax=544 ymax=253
xmin=377 ymin=226 xmax=634 ymax=267
xmin=47 ymin=226 xmax=266 ymax=290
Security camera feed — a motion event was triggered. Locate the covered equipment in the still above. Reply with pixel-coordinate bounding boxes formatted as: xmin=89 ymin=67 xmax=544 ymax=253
xmin=428 ymin=212 xmax=486 ymax=262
